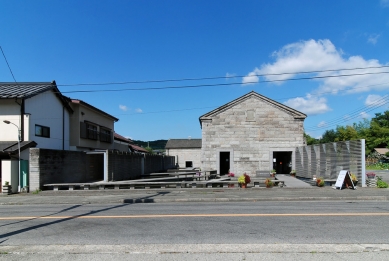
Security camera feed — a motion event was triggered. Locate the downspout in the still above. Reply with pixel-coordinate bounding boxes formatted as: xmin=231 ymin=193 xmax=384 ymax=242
xmin=16 ymin=98 xmax=24 ymax=141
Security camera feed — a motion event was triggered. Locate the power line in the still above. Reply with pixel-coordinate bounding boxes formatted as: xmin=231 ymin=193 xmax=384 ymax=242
xmin=305 ymin=95 xmax=389 ymax=132
xmin=59 ymin=71 xmax=389 ymax=94
xmin=57 ymin=65 xmax=389 ymax=87
xmin=0 ymin=46 xmax=18 ymax=83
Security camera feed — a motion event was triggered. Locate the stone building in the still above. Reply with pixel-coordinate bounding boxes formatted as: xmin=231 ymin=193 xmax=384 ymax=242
xmin=199 ymin=91 xmax=306 ymax=176
xmin=165 ymin=138 xmax=202 ymax=168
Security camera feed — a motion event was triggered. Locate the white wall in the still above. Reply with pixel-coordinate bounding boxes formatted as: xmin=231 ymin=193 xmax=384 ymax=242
xmin=0 ymin=100 xmax=21 ymax=141
xmin=167 ymin=148 xmax=201 ymax=168
xmin=25 ymin=91 xmax=70 ymax=150
xmin=1 ymin=160 xmax=19 ymax=193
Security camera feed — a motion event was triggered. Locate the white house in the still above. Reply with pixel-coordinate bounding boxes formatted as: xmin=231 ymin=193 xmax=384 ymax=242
xmin=0 ymin=81 xmax=74 ymax=192
xmin=0 ymin=81 xmax=122 ymax=192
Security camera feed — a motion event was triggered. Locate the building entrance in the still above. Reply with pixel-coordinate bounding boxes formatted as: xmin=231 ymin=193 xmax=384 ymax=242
xmin=272 ymin=151 xmax=292 ymax=174
xmin=219 ymin=152 xmax=230 ymax=175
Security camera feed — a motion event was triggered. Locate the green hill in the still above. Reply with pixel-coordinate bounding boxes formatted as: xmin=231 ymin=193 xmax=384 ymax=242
xmin=131 ymin=139 xmax=168 ymax=150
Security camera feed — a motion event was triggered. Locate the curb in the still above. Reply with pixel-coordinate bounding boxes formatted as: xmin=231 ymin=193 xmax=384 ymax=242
xmin=121 ymin=196 xmax=389 ymax=204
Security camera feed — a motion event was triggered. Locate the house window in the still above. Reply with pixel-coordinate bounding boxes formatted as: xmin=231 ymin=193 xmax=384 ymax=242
xmin=86 ymin=123 xmax=98 ymax=140
xmin=35 ymin=125 xmax=50 ymax=138
xmin=185 ymin=161 xmax=193 ymax=168
xmin=100 ymin=128 xmax=112 ymax=143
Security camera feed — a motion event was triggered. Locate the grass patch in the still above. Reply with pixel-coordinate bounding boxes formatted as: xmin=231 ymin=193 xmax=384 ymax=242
xmin=32 ymin=189 xmax=42 ymax=194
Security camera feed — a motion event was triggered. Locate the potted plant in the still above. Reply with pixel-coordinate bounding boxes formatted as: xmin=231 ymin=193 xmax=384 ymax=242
xmin=238 ymin=173 xmax=251 ymax=188
xmin=227 ymin=170 xmax=235 ymax=187
xmin=265 ymin=178 xmax=273 ymax=188
xmin=366 ymin=172 xmax=376 ymax=179
xmin=350 ymin=173 xmax=358 ymax=186
xmin=270 ymin=169 xmax=276 ymax=177
xmin=290 ymin=169 xmax=296 ymax=177
xmin=316 ymin=177 xmax=325 ymax=187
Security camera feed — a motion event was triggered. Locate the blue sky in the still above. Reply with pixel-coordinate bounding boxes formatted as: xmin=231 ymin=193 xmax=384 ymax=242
xmin=1 ymin=0 xmax=389 ymax=141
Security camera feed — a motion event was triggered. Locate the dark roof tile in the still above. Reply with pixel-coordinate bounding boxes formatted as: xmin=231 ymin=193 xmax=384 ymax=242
xmin=165 ymin=139 xmax=202 ymax=149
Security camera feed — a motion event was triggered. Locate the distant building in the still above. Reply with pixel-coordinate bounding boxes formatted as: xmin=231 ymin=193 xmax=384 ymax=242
xmin=165 ymin=138 xmax=201 ymax=168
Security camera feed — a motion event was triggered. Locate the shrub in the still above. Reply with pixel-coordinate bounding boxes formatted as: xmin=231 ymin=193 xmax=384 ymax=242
xmin=377 ymin=177 xmax=389 ymax=188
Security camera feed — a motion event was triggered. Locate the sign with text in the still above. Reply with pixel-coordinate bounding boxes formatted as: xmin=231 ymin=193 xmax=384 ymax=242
xmin=334 ymin=170 xmax=355 ymax=190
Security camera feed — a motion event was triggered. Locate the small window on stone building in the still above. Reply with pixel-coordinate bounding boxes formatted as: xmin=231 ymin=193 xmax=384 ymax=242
xmin=246 ymin=110 xmax=255 ymax=121
xmin=185 ymin=161 xmax=193 ymax=168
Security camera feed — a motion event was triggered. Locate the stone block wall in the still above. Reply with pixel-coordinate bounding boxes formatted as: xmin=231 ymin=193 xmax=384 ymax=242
xmin=144 ymin=155 xmax=175 ymax=174
xmin=201 ymin=96 xmax=305 ymax=176
xmin=29 ymin=148 xmax=87 ymax=191
xmin=167 ymin=148 xmax=201 ymax=168
xmin=108 ymin=151 xmax=143 ymax=181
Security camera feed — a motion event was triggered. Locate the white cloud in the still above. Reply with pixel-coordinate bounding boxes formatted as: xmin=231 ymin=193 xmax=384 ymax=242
xmin=242 ymin=71 xmax=259 ymax=85
xmin=317 ymin=121 xmax=327 ymax=128
xmin=367 ymin=34 xmax=380 ymax=45
xmin=135 ymin=108 xmax=143 ymax=113
xmin=284 ymin=94 xmax=331 ymax=115
xmin=360 ymin=112 xmax=369 ymax=118
xmin=119 ymin=105 xmax=128 ymax=111
xmin=242 ymin=39 xmax=389 ymax=94
xmin=365 ymin=94 xmax=384 ymax=107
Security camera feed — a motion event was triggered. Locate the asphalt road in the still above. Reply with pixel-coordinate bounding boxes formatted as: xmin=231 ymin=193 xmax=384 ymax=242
xmin=1 ymin=201 xmax=389 ymax=260
xmin=1 ymin=201 xmax=389 ymax=245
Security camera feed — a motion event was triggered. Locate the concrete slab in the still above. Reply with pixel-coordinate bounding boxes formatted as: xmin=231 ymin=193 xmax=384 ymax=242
xmin=277 ymin=174 xmax=311 ymax=188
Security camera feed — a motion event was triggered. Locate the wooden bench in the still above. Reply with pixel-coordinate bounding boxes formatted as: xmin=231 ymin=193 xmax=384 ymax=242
xmin=43 ymin=178 xmax=285 ymax=191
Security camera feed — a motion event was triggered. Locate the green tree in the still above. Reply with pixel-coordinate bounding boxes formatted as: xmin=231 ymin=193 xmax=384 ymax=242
xmin=145 ymin=146 xmax=154 ymax=154
xmin=320 ymin=129 xmax=338 ymax=143
xmin=335 ymin=125 xmax=358 ymax=141
xmin=364 ymin=111 xmax=389 ymax=152
xmin=304 ymin=133 xmax=319 ymax=145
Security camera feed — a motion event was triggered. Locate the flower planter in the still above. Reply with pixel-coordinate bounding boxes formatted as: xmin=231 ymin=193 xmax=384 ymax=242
xmin=290 ymin=173 xmax=296 ymax=177
xmin=366 ymin=178 xmax=377 ymax=187
xmin=240 ymin=183 xmax=247 ymax=188
xmin=2 ymin=185 xmax=12 ymax=195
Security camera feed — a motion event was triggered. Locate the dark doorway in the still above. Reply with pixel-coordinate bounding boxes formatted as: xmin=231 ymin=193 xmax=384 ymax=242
xmin=219 ymin=152 xmax=230 ymax=175
xmin=86 ymin=154 xmax=104 ymax=181
xmin=272 ymin=151 xmax=292 ymax=174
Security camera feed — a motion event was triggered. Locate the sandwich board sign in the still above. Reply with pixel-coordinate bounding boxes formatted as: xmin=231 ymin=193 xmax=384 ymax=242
xmin=334 ymin=170 xmax=356 ymax=190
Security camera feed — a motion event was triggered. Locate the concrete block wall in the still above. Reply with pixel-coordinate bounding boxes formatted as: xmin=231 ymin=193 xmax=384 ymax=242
xmin=201 ymin=96 xmax=304 ymax=176
xmin=144 ymin=154 xmax=173 ymax=174
xmin=108 ymin=151 xmax=143 ymax=181
xmin=163 ymin=156 xmax=176 ymax=170
xmin=29 ymin=148 xmax=87 ymax=191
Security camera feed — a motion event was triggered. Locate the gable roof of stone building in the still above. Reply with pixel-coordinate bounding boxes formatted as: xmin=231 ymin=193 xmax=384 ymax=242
xmin=165 ymin=138 xmax=202 ymax=149
xmin=0 ymin=81 xmax=73 ymax=113
xmin=199 ymin=91 xmax=307 ymax=127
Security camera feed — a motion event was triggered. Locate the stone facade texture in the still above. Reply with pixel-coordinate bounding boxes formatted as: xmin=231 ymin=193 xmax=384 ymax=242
xmin=167 ymin=148 xmax=201 ymax=168
xmin=200 ymin=91 xmax=306 ymax=176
